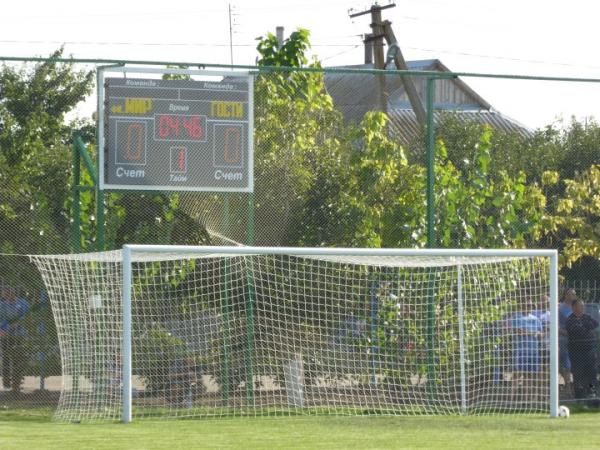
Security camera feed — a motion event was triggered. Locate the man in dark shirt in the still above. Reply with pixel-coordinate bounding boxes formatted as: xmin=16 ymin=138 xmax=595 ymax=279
xmin=566 ymin=299 xmax=599 ymax=400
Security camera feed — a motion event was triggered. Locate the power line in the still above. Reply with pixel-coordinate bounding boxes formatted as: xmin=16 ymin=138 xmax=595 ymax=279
xmin=0 ymin=39 xmax=360 ymax=48
xmin=0 ymin=1 xmax=354 ymax=20
xmin=0 ymin=39 xmax=249 ymax=47
xmin=404 ymin=45 xmax=600 ymax=71
xmin=0 ymin=8 xmax=230 ymax=19
xmin=2 ymin=38 xmax=599 ymax=71
xmin=321 ymin=45 xmax=361 ymax=61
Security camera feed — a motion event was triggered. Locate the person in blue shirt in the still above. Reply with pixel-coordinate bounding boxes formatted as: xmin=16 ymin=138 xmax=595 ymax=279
xmin=511 ymin=299 xmax=544 ymax=402
xmin=0 ymin=286 xmax=30 ymax=393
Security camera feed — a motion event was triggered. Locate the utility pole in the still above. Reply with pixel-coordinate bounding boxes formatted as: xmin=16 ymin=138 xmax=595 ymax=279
xmin=382 ymin=20 xmax=427 ymax=125
xmin=276 ymin=26 xmax=285 ymax=49
xmin=363 ymin=33 xmax=374 ymax=64
xmin=350 ymin=3 xmax=395 ymax=114
xmin=350 ymin=3 xmax=427 ymax=126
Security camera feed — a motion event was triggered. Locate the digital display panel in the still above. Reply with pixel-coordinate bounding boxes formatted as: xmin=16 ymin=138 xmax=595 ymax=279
xmin=101 ymin=73 xmax=253 ymax=192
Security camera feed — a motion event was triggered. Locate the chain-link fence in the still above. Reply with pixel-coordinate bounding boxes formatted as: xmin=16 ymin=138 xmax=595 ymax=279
xmin=1 ymin=55 xmax=600 ymax=415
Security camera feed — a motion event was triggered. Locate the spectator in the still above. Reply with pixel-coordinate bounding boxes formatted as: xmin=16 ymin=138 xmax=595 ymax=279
xmin=510 ymin=299 xmax=544 ymax=401
xmin=0 ymin=286 xmax=30 ymax=393
xmin=565 ymin=299 xmax=599 ymax=401
xmin=558 ymin=288 xmax=577 ymax=394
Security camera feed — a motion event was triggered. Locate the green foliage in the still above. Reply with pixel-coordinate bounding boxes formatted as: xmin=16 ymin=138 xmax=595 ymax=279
xmin=0 ymin=49 xmax=94 ymax=257
xmin=329 ymin=112 xmax=423 ymax=248
xmin=134 ymin=325 xmax=187 ymax=394
xmin=253 ymin=28 xmax=344 ymax=245
xmin=547 ymin=165 xmax=600 ymax=266
xmin=163 ymin=65 xmax=191 ymax=81
xmin=20 ymin=297 xmax=61 ymax=379
xmin=427 ymin=115 xmax=558 ymax=183
xmin=257 ymin=29 xmax=311 ymax=68
xmin=434 ymin=126 xmax=546 ymax=248
xmin=104 ymin=192 xmax=210 ymax=249
xmin=552 ymin=118 xmax=600 ymax=180
xmin=0 ymin=49 xmax=93 ymax=166
xmin=252 ymin=31 xmax=550 ymax=254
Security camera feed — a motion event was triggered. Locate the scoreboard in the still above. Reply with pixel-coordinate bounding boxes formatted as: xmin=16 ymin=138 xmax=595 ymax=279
xmin=99 ymin=69 xmax=253 ymax=192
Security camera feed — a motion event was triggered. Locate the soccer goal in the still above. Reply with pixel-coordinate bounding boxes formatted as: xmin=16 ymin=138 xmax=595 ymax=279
xmin=31 ymin=246 xmax=559 ymax=422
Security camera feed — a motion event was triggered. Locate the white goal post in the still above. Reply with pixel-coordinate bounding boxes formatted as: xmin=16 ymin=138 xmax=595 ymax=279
xmin=32 ymin=246 xmax=559 ymax=422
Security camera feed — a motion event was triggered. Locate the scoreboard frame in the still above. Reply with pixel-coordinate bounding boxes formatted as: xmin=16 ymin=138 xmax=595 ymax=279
xmin=98 ymin=66 xmax=254 ymax=193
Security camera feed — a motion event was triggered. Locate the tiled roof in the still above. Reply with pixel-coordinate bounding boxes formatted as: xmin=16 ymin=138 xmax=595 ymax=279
xmin=387 ymin=109 xmax=531 ymax=147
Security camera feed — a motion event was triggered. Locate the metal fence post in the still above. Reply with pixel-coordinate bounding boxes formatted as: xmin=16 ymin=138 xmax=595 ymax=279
xmin=426 ymin=77 xmax=436 ymax=249
xmin=71 ymin=137 xmax=81 ymax=253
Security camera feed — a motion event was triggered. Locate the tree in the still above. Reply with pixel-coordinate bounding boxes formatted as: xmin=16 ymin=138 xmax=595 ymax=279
xmin=545 ymin=165 xmax=600 ymax=268
xmin=433 ymin=126 xmax=547 ymax=248
xmin=0 ymin=49 xmax=93 ymax=260
xmin=252 ymin=29 xmax=345 ymax=245
xmin=307 ymin=111 xmax=423 ymax=248
xmin=0 ymin=51 xmax=93 ymax=387
xmin=296 ymin=119 xmax=547 ymax=250
xmin=430 ymin=114 xmax=600 ymax=192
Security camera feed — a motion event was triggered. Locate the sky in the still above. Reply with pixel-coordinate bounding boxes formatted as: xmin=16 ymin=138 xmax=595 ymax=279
xmin=2 ymin=0 xmax=600 ymax=129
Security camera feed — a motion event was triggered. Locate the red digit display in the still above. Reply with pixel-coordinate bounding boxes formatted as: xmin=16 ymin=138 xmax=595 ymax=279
xmin=158 ymin=115 xmax=180 ymax=138
xmin=224 ymin=126 xmax=241 ymax=164
xmin=155 ymin=115 xmax=206 ymax=141
xmin=125 ymin=123 xmax=144 ymax=161
xmin=182 ymin=116 xmax=203 ymax=139
xmin=178 ymin=149 xmax=186 ymax=171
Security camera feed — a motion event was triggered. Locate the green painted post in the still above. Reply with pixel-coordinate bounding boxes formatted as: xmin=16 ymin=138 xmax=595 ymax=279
xmin=221 ymin=193 xmax=232 ymax=405
xmin=222 ymin=258 xmax=231 ymax=407
xmin=246 ymin=193 xmax=254 ymax=246
xmin=426 ymin=77 xmax=436 ymax=249
xmin=71 ymin=138 xmax=81 ymax=253
xmin=96 ymin=189 xmax=105 ymax=251
xmin=368 ymin=273 xmax=379 ymax=386
xmin=244 ymin=256 xmax=255 ymax=408
xmin=75 ymin=136 xmax=98 ymax=185
xmin=72 ymin=136 xmax=103 ymax=251
xmin=425 ymin=78 xmax=437 ymax=407
xmin=223 ymin=193 xmax=231 ymax=237
xmin=244 ymin=193 xmax=255 ymax=407
xmin=426 ymin=269 xmax=437 ymax=407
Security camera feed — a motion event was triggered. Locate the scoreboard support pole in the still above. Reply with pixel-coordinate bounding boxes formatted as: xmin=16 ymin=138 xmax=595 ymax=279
xmin=425 ymin=77 xmax=437 ymax=406
xmin=247 ymin=193 xmax=254 ymax=246
xmin=97 ymin=189 xmax=106 ymax=251
xmin=71 ymin=135 xmax=105 ymax=252
xmin=71 ymin=137 xmax=81 ymax=253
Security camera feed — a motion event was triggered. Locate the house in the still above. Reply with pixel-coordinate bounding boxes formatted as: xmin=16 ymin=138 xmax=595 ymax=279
xmin=323 ymin=59 xmax=530 ymax=147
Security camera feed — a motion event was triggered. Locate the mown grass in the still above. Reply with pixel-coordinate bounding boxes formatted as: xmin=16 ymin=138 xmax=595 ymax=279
xmin=0 ymin=408 xmax=598 ymax=449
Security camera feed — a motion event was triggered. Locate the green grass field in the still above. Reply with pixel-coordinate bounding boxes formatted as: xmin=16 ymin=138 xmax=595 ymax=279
xmin=0 ymin=409 xmax=598 ymax=449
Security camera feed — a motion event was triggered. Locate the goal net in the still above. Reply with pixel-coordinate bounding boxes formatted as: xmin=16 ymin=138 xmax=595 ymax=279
xmin=30 ymin=246 xmax=558 ymax=422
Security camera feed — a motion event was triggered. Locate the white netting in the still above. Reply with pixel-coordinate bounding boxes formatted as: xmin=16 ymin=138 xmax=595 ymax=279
xmin=31 ymin=248 xmax=554 ymax=421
